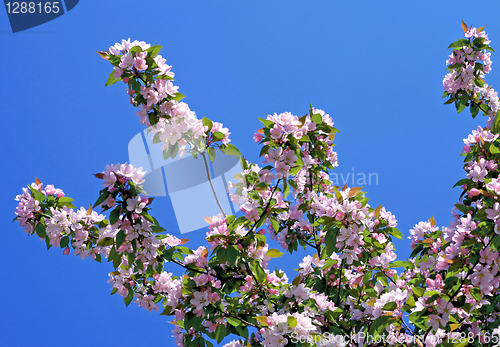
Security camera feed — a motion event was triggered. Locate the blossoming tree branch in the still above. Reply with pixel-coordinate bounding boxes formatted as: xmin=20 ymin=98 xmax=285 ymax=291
xmin=14 ymin=22 xmax=500 ymax=347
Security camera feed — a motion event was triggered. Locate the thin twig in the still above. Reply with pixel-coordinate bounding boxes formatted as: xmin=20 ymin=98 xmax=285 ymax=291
xmin=201 ymin=152 xmax=226 ymax=217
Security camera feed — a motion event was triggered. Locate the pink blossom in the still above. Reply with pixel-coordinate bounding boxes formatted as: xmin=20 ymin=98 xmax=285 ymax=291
xmin=165 ymin=235 xmax=182 ymax=247
xmin=191 ymin=290 xmax=210 ymax=314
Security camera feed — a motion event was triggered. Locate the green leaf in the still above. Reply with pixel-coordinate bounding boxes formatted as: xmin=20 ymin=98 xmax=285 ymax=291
xmin=160 ymin=305 xmax=173 ymax=316
xmin=447 ymin=39 xmax=470 ymax=49
xmin=470 ymin=103 xmax=480 ymax=118
xmin=369 ymin=316 xmax=394 ymax=335
xmin=471 ymin=287 xmax=482 ymax=301
xmin=382 ymin=302 xmax=397 ymax=311
xmin=124 ymin=288 xmax=134 ymax=306
xmin=29 ymin=186 xmax=46 ymax=203
xmin=282 ymin=178 xmax=290 ymax=198
xmin=258 ymin=118 xmax=275 ymax=128
xmin=97 ymin=237 xmax=115 ymax=247
xmin=492 ymin=111 xmax=500 ymax=134
xmin=391 ymin=260 xmax=409 ymax=269
xmin=259 ymin=145 xmax=270 ymax=157
xmin=105 ymin=70 xmax=119 ymax=86
xmin=405 ymin=294 xmax=416 ymax=309
xmin=202 ymin=117 xmax=213 ymax=131
xmin=270 ymin=218 xmax=279 ymax=233
xmin=213 ymin=324 xmax=228 ymax=344
xmin=208 ymin=147 xmax=216 ymax=163
xmin=413 ymin=287 xmax=425 ymax=297
xmin=311 ymin=113 xmax=322 ymax=124
xmin=129 ymin=46 xmax=142 ymax=54
xmin=151 ymin=225 xmax=166 ymax=233
xmin=220 ymin=144 xmax=242 ymax=157
xmin=223 ymin=245 xmax=239 ymax=265
xmin=266 ymin=249 xmax=284 ymax=258
xmin=93 ymin=190 xmax=110 ymax=208
xmin=453 ymin=178 xmax=470 ymax=188
xmin=113 ymin=256 xmax=122 ymax=269
xmin=451 ymin=295 xmax=466 ymax=308
xmin=426 ymin=293 xmax=441 ymax=304
xmin=444 ymin=276 xmax=459 ymax=289
xmin=250 ymin=262 xmax=267 ymax=283
xmin=60 ymin=236 xmax=69 ymax=248
xmin=172 ymin=92 xmax=186 ymax=101
xmin=473 ymin=37 xmax=485 ymax=46
xmin=226 ymin=316 xmax=241 ymax=326
xmin=287 ymin=316 xmax=297 ymax=328
xmin=170 ymin=142 xmax=179 ymax=159
xmin=108 ymin=246 xmax=119 ymax=262
xmin=131 ymin=79 xmax=142 ymax=92
xmin=479 ymin=103 xmax=490 ymax=113
xmin=58 ymin=197 xmax=76 ymax=209
xmin=35 ymin=223 xmax=47 ymax=238
xmin=324 ymin=228 xmax=337 ymax=257
xmin=456 ymin=93 xmax=468 ymax=114
xmin=142 ymin=212 xmax=158 ymax=225
xmin=387 ymin=227 xmax=404 ymax=240
xmin=454 ymin=203 xmax=469 ymax=214
xmin=153 ymin=132 xmax=161 ymax=144
xmin=211 ymin=131 xmax=225 ymax=142
xmin=299 ymin=135 xmax=311 ymax=142
xmin=147 ymin=44 xmax=162 ymax=58
xmin=116 ymin=230 xmax=126 ymax=248
xmin=490 ymin=144 xmax=500 ymax=154
xmin=409 ymin=243 xmax=424 ymax=258
xmin=110 ymin=208 xmax=120 ymax=225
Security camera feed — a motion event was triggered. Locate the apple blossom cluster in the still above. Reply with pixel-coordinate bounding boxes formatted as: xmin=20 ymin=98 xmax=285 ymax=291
xmin=204 ymin=105 xmax=424 ymax=346
xmin=14 ymin=25 xmax=500 ymax=347
xmin=101 ymin=39 xmax=233 ymax=159
xmin=16 ymin=41 xmax=422 ymax=347
xmin=443 ymin=23 xmax=500 ymax=129
xmin=378 ymin=23 xmax=500 ymax=345
xmin=14 ymin=164 xmax=198 ymax=318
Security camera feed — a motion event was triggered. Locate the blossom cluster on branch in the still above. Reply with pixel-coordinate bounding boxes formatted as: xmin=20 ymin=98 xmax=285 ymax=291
xmin=14 ymin=23 xmax=500 ymax=347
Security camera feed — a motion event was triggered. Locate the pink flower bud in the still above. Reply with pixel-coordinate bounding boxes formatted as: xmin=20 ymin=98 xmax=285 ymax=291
xmin=468 ymin=188 xmax=481 ymax=197
xmin=123 ymin=77 xmax=130 ymax=83
xmin=335 ymin=211 xmax=345 ymax=220
xmin=253 ymin=132 xmax=263 ymax=143
xmin=463 ymin=144 xmax=471 ymax=153
xmin=63 ymin=247 xmax=70 ymax=255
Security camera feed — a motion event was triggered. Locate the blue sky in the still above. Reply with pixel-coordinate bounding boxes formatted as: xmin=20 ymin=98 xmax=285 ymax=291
xmin=2 ymin=1 xmax=500 ymax=346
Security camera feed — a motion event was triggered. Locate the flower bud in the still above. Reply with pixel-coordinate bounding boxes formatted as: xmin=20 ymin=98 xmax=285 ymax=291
xmin=468 ymin=188 xmax=481 ymax=197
